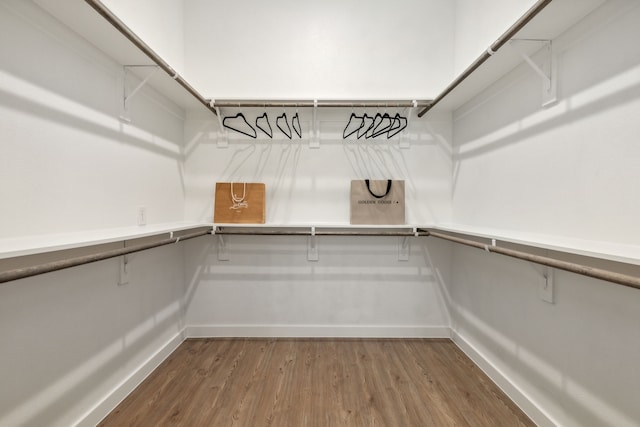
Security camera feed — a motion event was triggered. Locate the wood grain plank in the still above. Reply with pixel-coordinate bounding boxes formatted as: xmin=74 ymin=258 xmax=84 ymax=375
xmin=99 ymin=338 xmax=535 ymax=427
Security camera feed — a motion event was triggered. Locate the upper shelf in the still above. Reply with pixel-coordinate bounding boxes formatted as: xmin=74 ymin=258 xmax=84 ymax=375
xmin=434 ymin=223 xmax=640 ymax=267
xmin=0 ymin=222 xmax=211 ymax=259
xmin=33 ymin=0 xmax=216 ymax=116
xmin=35 ymin=0 xmax=607 ymax=120
xmin=425 ymin=0 xmax=606 ymax=115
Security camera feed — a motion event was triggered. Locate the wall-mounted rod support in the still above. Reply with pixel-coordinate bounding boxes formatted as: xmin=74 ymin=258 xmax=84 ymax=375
xmin=417 ymin=0 xmax=553 ymax=118
xmin=212 ymin=100 xmax=431 ymax=109
xmin=123 ymin=65 xmax=158 ymax=107
xmin=84 ymin=0 xmax=218 ymax=117
xmin=426 ymin=230 xmax=640 ymax=291
xmin=0 ymin=229 xmax=212 ymax=285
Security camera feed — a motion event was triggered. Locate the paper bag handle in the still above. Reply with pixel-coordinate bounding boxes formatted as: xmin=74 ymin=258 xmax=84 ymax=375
xmin=365 ymin=179 xmax=392 ymax=199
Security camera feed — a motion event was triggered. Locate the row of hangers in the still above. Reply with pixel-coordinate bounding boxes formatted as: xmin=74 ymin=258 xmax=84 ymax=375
xmin=343 ymin=111 xmax=408 ymax=139
xmin=222 ymin=109 xmax=409 ymax=140
xmin=223 ymin=112 xmax=302 ymax=139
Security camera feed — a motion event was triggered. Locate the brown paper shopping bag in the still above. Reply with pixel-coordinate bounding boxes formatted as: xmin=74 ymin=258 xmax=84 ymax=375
xmin=214 ymin=182 xmax=266 ymax=223
xmin=350 ymin=179 xmax=405 ymax=225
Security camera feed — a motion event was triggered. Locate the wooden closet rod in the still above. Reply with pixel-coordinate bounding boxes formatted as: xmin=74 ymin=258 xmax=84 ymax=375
xmin=417 ymin=0 xmax=553 ymax=117
xmin=0 ymin=229 xmax=212 ymax=285
xmin=212 ymin=100 xmax=431 ymax=109
xmin=426 ymin=230 xmax=640 ymax=291
xmin=84 ymin=0 xmax=218 ymax=117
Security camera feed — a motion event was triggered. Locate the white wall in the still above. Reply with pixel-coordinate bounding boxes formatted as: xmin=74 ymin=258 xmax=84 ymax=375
xmin=453 ymin=0 xmax=537 ymax=75
xmin=180 ymin=0 xmax=457 ymax=340
xmin=183 ymin=0 xmax=454 ymax=99
xmin=0 ymin=1 xmax=190 ymax=426
xmin=0 ymin=245 xmax=186 ymax=427
xmin=183 ymin=109 xmax=452 ymax=225
xmin=449 ymin=1 xmax=640 ymax=425
xmin=184 ymin=235 xmax=452 ymax=338
xmin=0 ymin=0 xmax=186 ymax=238
xmin=181 ymin=106 xmax=453 ymax=337
xmin=101 ymin=0 xmax=185 ymax=74
xmin=452 ymin=0 xmax=640 ymax=245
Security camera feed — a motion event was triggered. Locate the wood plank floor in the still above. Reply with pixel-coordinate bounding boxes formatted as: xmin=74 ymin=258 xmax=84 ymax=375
xmin=100 ymin=338 xmax=534 ymax=426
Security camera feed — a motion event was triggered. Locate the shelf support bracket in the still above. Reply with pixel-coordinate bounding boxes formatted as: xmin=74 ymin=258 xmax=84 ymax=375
xmin=118 ymin=255 xmax=130 ymax=286
xmin=308 ymin=226 xmax=319 ymax=261
xmin=217 ymin=234 xmax=229 ymax=261
xmin=120 ymin=65 xmax=159 ymax=122
xmin=509 ymin=39 xmax=557 ymax=107
xmin=399 ymin=100 xmax=417 ymax=149
xmin=539 ymin=266 xmax=554 ymax=304
xmin=212 ymin=102 xmax=228 ymax=148
xmin=310 ymin=99 xmax=320 ymax=149
xmin=398 ymin=235 xmax=410 ymax=261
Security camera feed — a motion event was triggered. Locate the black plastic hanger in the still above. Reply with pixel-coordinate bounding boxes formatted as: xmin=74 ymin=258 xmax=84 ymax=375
xmin=277 ymin=112 xmax=292 ymax=139
xmin=223 ymin=113 xmax=257 ymax=138
xmin=256 ymin=112 xmax=273 ymax=138
xmin=371 ymin=113 xmax=384 ymax=132
xmin=292 ymin=112 xmax=302 ymax=138
xmin=343 ymin=112 xmax=364 ymax=139
xmin=387 ymin=113 xmax=408 ymax=138
xmin=357 ymin=114 xmax=374 ymax=139
xmin=372 ymin=113 xmax=393 ymax=138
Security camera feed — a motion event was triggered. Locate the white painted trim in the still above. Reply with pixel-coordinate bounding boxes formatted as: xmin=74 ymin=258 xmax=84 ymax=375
xmin=186 ymin=324 xmax=451 ymax=339
xmin=450 ymin=330 xmax=557 ymax=427
xmin=74 ymin=330 xmax=186 ymax=427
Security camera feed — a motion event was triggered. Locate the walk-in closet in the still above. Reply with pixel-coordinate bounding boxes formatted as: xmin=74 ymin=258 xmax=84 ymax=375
xmin=1 ymin=0 xmax=639 ymax=425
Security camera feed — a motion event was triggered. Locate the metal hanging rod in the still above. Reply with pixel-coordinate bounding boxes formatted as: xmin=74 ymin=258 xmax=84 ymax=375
xmin=3 ymin=225 xmax=637 ymax=291
xmin=426 ymin=230 xmax=640 ymax=291
xmin=84 ymin=0 xmax=218 ymax=117
xmin=214 ymin=227 xmax=428 ymax=237
xmin=211 ymin=100 xmax=431 ymax=109
xmin=417 ymin=0 xmax=553 ymax=118
xmin=0 ymin=228 xmax=212 ymax=285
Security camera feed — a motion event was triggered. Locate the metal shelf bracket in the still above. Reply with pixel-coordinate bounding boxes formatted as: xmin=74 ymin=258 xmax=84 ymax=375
xmin=119 ymin=65 xmax=159 ymax=122
xmin=308 ymin=226 xmax=319 ymax=261
xmin=310 ymin=99 xmax=320 ymax=149
xmin=398 ymin=236 xmax=410 ymax=261
xmin=539 ymin=266 xmax=554 ymax=303
xmin=212 ymin=103 xmax=228 ymax=148
xmin=217 ymin=235 xmax=229 ymax=261
xmin=118 ymin=255 xmax=129 ymax=286
xmin=509 ymin=39 xmax=557 ymax=107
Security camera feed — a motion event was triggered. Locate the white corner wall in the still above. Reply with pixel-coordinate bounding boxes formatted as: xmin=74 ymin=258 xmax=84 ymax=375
xmin=183 ymin=0 xmax=455 ymax=99
xmin=181 ymin=107 xmax=454 ymax=338
xmin=183 ymin=234 xmax=453 ymax=338
xmin=449 ymin=1 xmax=640 ymax=425
xmin=180 ymin=0 xmax=456 ymax=338
xmin=0 ymin=1 xmax=190 ymax=426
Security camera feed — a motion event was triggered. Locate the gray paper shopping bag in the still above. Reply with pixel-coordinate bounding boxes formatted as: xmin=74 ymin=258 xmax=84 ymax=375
xmin=350 ymin=179 xmax=405 ymax=225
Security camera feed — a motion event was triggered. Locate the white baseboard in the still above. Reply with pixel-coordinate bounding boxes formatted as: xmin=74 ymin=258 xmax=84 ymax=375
xmin=450 ymin=330 xmax=556 ymax=427
xmin=75 ymin=330 xmax=186 ymax=427
xmin=186 ymin=324 xmax=451 ymax=339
